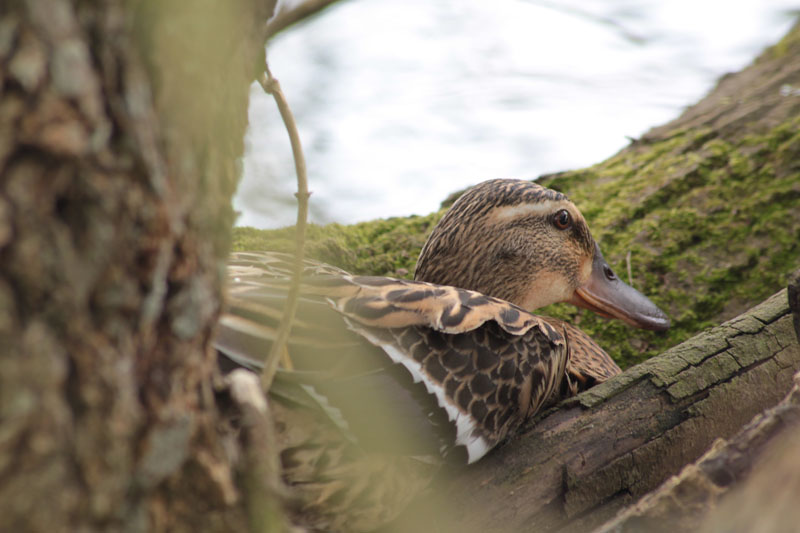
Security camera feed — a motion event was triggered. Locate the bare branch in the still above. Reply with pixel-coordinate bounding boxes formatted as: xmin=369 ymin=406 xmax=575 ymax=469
xmin=258 ymin=65 xmax=310 ymax=391
xmin=226 ymin=370 xmax=293 ymax=532
xmin=626 ymin=250 xmax=633 ymax=287
xmin=266 ymin=0 xmax=343 ymax=41
xmin=520 ymin=0 xmax=647 ymax=44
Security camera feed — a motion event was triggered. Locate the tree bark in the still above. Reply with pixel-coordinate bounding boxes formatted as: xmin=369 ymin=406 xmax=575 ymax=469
xmin=594 ymin=370 xmax=800 ymax=533
xmin=594 ymin=269 xmax=800 ymax=533
xmin=0 ymin=1 xmax=274 ymax=531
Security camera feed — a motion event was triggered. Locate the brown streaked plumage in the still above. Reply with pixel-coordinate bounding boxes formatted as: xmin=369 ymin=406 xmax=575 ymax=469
xmin=414 ymin=179 xmax=669 ymax=331
xmin=415 ymin=179 xmax=595 ymax=310
xmin=223 ymin=251 xmax=568 ymax=460
xmin=538 ymin=316 xmax=622 ymax=398
xmin=217 ymin=179 xmax=668 ymax=531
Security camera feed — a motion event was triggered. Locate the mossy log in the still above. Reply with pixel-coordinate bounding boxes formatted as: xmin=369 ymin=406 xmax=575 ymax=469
xmin=389 ymin=285 xmax=800 ymax=532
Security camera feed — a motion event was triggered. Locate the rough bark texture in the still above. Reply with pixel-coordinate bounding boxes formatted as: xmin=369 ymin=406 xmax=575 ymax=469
xmin=594 ymin=371 xmax=800 ymax=533
xmin=390 ymin=287 xmax=800 ymax=532
xmin=0 ymin=1 xmax=274 ymax=531
xmin=593 ymin=269 xmax=800 ymax=533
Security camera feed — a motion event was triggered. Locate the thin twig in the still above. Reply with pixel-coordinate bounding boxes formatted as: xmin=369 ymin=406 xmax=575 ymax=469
xmin=259 ymin=64 xmax=310 ymax=391
xmin=520 ymin=0 xmax=647 ymax=45
xmin=226 ymin=370 xmax=292 ymax=532
xmin=266 ymin=0 xmax=343 ymax=41
xmin=626 ymin=250 xmax=634 ymax=287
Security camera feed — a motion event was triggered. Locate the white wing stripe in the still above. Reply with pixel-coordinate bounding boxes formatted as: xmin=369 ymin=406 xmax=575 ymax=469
xmin=344 ymin=319 xmax=491 ymax=463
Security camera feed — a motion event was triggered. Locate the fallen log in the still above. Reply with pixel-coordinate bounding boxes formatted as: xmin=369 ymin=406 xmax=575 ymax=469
xmin=591 ymin=269 xmax=800 ymax=532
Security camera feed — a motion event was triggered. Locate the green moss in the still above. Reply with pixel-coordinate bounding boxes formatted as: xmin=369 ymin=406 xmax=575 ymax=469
xmin=534 ymin=114 xmax=800 ymax=367
xmin=231 ymin=105 xmax=799 ymax=371
xmin=233 ymin=210 xmax=446 ymax=277
xmin=763 ymin=20 xmax=800 ymax=60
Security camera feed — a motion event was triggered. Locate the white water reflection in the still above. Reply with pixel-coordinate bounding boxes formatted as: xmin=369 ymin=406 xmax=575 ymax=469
xmin=235 ymin=0 xmax=799 ymax=228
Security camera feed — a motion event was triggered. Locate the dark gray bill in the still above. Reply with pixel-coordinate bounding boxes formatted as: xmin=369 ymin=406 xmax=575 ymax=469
xmin=569 ymin=243 xmax=670 ymax=331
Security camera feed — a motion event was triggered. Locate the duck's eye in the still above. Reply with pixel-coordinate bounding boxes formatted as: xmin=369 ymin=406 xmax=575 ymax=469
xmin=552 ymin=209 xmax=572 ymax=230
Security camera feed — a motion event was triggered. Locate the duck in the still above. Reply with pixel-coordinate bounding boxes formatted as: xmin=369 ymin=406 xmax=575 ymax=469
xmin=216 ymin=178 xmax=669 ymax=531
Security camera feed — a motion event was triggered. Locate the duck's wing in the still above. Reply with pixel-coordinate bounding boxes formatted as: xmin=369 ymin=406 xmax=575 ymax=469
xmin=216 ymin=252 xmax=568 ymax=463
xmin=538 ymin=316 xmax=622 ymax=398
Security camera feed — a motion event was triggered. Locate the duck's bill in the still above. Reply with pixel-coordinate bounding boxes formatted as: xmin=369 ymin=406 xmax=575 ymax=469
xmin=569 ymin=244 xmax=670 ymax=331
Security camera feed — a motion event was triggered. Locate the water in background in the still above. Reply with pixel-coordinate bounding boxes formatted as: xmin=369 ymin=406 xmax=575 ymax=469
xmin=235 ymin=0 xmax=799 ymax=228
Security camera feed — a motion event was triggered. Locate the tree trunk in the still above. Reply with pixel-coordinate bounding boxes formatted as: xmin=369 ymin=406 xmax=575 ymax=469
xmin=0 ymin=1 xmax=274 ymax=531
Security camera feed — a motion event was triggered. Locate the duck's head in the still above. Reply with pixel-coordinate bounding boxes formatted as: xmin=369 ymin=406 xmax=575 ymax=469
xmin=414 ymin=179 xmax=669 ymax=331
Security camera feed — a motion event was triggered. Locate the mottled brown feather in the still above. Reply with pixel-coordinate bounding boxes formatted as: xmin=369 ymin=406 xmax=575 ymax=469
xmin=414 ymin=179 xmax=596 ymax=309
xmin=539 ymin=316 xmax=622 ymax=397
xmin=223 ymin=251 xmax=570 ymax=448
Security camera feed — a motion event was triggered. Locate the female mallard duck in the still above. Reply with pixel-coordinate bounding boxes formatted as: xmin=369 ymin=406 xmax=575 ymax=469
xmin=216 ymin=179 xmax=668 ymax=531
